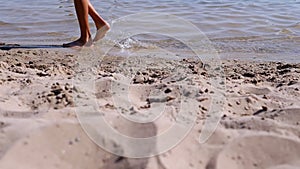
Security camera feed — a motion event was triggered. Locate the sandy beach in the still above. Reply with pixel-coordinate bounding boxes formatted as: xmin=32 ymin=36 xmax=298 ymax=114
xmin=0 ymin=48 xmax=299 ymax=169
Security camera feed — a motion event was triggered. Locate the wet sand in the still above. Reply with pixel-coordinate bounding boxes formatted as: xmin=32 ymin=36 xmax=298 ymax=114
xmin=0 ymin=49 xmax=299 ymax=169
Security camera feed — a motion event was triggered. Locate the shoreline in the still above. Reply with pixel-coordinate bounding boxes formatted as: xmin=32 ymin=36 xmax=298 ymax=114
xmin=0 ymin=48 xmax=299 ymax=169
xmin=1 ymin=41 xmax=299 ymax=63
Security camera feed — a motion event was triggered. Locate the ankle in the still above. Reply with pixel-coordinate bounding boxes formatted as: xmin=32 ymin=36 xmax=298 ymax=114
xmin=80 ymin=34 xmax=91 ymax=43
xmin=96 ymin=21 xmax=110 ymax=30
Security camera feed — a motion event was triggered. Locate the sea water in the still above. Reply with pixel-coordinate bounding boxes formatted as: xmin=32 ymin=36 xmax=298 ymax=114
xmin=0 ymin=0 xmax=299 ymax=62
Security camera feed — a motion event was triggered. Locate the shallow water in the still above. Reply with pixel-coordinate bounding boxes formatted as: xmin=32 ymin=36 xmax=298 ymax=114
xmin=0 ymin=0 xmax=299 ymax=62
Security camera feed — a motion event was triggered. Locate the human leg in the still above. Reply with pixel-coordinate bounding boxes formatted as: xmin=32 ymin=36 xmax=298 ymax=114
xmin=88 ymin=1 xmax=109 ymax=29
xmin=63 ymin=0 xmax=91 ymax=47
xmin=88 ymin=1 xmax=110 ymax=41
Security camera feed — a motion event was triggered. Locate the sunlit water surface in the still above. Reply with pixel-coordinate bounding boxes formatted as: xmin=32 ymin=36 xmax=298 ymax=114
xmin=0 ymin=0 xmax=299 ymax=62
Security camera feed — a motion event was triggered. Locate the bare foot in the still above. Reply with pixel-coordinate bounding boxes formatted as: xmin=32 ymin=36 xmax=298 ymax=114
xmin=93 ymin=23 xmax=110 ymax=42
xmin=63 ymin=37 xmax=93 ymax=48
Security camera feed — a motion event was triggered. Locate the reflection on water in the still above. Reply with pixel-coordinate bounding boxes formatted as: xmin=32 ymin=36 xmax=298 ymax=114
xmin=0 ymin=0 xmax=299 ymax=61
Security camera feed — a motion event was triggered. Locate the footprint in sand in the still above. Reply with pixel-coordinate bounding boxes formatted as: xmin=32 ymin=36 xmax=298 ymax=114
xmin=243 ymin=85 xmax=272 ymax=95
xmin=0 ymin=122 xmax=152 ymax=169
xmin=260 ymin=108 xmax=300 ymax=126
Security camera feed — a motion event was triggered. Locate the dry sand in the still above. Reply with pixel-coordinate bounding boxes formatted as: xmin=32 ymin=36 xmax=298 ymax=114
xmin=0 ymin=49 xmax=299 ymax=169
